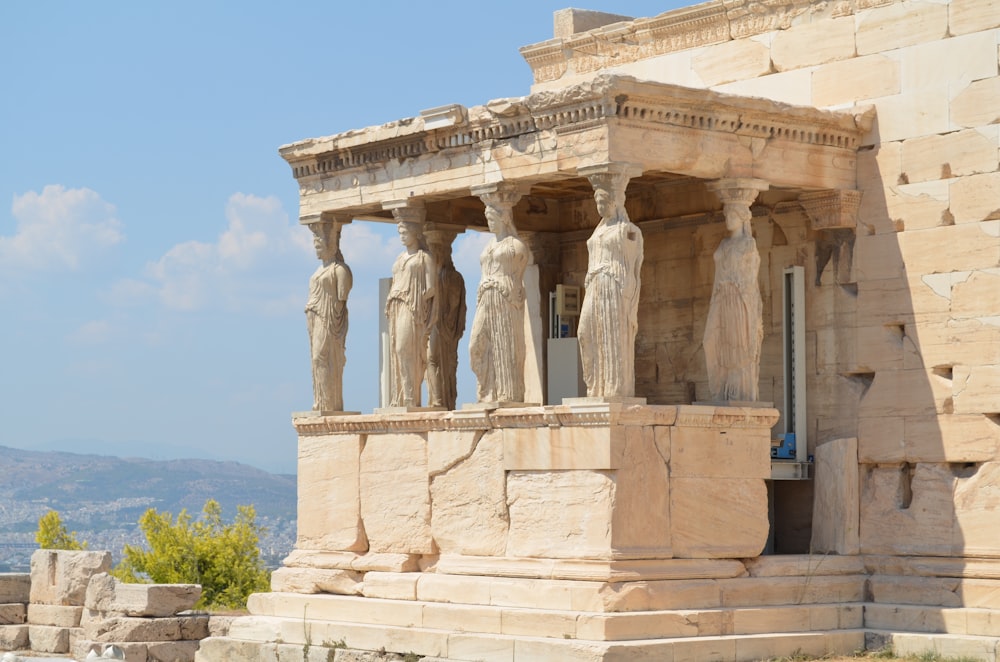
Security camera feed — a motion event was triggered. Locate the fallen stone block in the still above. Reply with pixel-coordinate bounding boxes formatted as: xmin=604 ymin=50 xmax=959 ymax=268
xmin=27 ymin=602 xmax=84 ymax=627
xmin=0 ymin=575 xmax=30 ymax=604
xmin=0 ymin=624 xmax=29 ymax=651
xmin=86 ymin=573 xmax=201 ymax=617
xmin=0 ymin=604 xmax=26 ymax=625
xmin=30 ymin=549 xmax=112 ymax=606
xmin=28 ymin=623 xmax=74 ymax=653
xmin=85 ymin=614 xmax=209 ymax=643
xmin=270 ymin=566 xmax=362 ymax=595
xmin=206 ymin=614 xmax=234 ymax=638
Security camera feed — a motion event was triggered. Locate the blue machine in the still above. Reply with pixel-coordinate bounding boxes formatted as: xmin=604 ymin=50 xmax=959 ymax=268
xmin=771 ymin=432 xmax=796 ymax=459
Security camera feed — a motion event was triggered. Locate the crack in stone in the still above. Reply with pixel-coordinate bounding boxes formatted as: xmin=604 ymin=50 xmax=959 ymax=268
xmin=427 ymin=430 xmax=486 ymax=479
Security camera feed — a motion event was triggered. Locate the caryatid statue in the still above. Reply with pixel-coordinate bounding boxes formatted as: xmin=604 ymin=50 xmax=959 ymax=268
xmin=385 ymin=204 xmax=437 ymax=407
xmin=577 ymin=165 xmax=644 ymax=398
xmin=469 ymin=184 xmax=530 ymax=403
xmin=425 ymin=227 xmax=466 ymax=410
xmin=703 ymin=178 xmax=769 ymax=402
xmin=306 ymin=219 xmax=353 ymax=412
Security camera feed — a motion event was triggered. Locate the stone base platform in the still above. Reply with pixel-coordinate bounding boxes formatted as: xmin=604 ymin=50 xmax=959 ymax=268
xmin=195 ymin=556 xmax=872 ymax=662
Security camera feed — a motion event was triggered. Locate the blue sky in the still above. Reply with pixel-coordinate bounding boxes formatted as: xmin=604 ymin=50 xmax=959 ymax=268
xmin=1 ymin=1 xmax=682 ymax=474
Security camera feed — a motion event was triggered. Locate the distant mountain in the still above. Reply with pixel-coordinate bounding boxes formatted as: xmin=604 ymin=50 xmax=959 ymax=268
xmin=0 ymin=445 xmax=297 ymax=571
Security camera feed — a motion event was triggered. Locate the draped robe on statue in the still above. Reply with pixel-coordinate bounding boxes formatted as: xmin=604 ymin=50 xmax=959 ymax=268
xmin=306 ymin=260 xmax=351 ymax=411
xmin=703 ymin=233 xmax=763 ymax=401
xmin=386 ymin=250 xmax=435 ymax=407
xmin=578 ymin=218 xmax=643 ymax=398
xmin=469 ymin=236 xmax=528 ymax=403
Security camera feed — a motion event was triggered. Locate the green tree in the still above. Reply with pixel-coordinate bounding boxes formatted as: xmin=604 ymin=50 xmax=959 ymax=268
xmin=114 ymin=499 xmax=270 ymax=609
xmin=36 ymin=510 xmax=87 ymax=550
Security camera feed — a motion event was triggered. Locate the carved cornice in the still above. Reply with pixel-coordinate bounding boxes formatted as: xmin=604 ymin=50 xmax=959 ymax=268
xmin=292 ymin=403 xmax=777 ymax=436
xmin=281 ymin=75 xmax=866 ymax=188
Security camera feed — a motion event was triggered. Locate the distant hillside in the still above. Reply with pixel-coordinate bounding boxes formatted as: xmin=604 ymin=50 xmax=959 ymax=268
xmin=0 ymin=446 xmax=297 ymax=571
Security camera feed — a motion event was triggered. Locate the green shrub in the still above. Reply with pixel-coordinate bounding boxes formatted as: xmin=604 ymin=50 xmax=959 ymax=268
xmin=114 ymin=499 xmax=270 ymax=609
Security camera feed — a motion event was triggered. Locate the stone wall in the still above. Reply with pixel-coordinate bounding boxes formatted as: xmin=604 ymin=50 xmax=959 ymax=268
xmin=289 ymin=403 xmax=777 ymax=571
xmin=528 ymin=0 xmax=1000 ymax=561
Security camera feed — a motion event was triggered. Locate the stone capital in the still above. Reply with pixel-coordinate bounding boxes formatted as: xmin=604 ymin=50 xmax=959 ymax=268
xmin=706 ymin=178 xmax=770 ymax=206
xmin=579 ymin=162 xmax=643 ymax=197
xmin=471 ymin=182 xmax=527 ymax=208
xmin=304 ymin=212 xmax=352 ymax=230
xmin=577 ymin=162 xmax=644 ymax=180
xmin=799 ymin=189 xmax=862 ymax=231
xmin=384 ymin=199 xmax=426 ymax=225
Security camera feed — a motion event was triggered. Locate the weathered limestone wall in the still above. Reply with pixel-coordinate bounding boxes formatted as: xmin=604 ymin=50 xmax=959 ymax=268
xmin=530 ymin=0 xmax=1000 ymax=560
xmin=287 ymin=404 xmax=777 ymax=579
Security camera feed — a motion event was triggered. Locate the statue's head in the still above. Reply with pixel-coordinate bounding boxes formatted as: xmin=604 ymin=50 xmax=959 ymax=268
xmin=397 ymin=221 xmax=426 ymax=251
xmin=723 ymin=203 xmax=753 ymax=234
xmin=310 ymin=222 xmax=342 ymax=262
xmin=485 ymin=202 xmax=515 ymax=236
xmin=587 ymin=171 xmax=628 ymax=221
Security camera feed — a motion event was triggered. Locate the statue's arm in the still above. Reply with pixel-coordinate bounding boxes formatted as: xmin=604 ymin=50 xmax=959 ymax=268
xmin=423 ymin=253 xmax=438 ymax=326
xmin=337 ymin=264 xmax=353 ymax=303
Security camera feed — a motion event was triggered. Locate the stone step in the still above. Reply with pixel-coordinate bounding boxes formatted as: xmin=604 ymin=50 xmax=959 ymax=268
xmin=866 ymin=603 xmax=1000 ymax=636
xmin=870 ymin=574 xmax=1000 ymax=608
xmin=208 ymin=624 xmax=866 ymax=662
xmin=356 ymin=569 xmax=866 ymax=612
xmin=247 ymin=591 xmax=863 ymax=642
xmin=868 ymin=629 xmax=1000 ymax=662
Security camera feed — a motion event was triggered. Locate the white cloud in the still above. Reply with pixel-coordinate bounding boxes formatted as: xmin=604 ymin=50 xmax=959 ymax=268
xmin=341 ymin=222 xmax=401 ymax=271
xmin=66 ymin=320 xmax=114 ymax=345
xmin=1 ymin=185 xmax=123 ymax=270
xmin=453 ymin=228 xmax=490 ymax=284
xmin=136 ymin=193 xmax=313 ymax=314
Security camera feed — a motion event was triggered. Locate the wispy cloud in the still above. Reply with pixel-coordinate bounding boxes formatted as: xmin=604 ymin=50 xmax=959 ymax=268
xmin=130 ymin=193 xmax=313 ymax=314
xmin=1 ymin=185 xmax=123 ymax=270
xmin=341 ymin=222 xmax=401 ymax=271
xmin=453 ymin=228 xmax=490 ymax=284
xmin=66 ymin=319 xmax=114 ymax=345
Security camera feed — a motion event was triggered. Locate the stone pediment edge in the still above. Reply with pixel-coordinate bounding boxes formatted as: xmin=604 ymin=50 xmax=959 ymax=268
xmin=279 ymin=74 xmax=867 ymax=182
xmin=291 ymin=403 xmax=780 ymax=435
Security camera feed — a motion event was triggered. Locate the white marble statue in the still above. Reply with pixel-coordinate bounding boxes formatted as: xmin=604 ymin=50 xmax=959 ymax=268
xmin=703 ymin=200 xmax=764 ymax=401
xmin=469 ymin=190 xmax=529 ymax=403
xmin=426 ymin=229 xmax=466 ymax=410
xmin=386 ymin=220 xmax=436 ymax=407
xmin=578 ymin=171 xmax=644 ymax=398
xmin=306 ymin=221 xmax=352 ymax=412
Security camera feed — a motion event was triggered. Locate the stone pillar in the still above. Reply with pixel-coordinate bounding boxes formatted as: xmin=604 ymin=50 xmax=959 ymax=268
xmin=576 ymin=162 xmax=644 ymax=400
xmin=305 ymin=214 xmax=353 ymax=413
xmin=382 ymin=199 xmax=437 ymax=409
xmin=424 ymin=224 xmax=466 ymax=410
xmin=520 ymin=231 xmax=559 ymax=404
xmin=468 ymin=183 xmax=530 ymax=404
xmin=703 ymin=178 xmax=769 ymax=402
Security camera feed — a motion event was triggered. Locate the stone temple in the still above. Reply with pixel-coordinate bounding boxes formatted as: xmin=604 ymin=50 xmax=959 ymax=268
xmin=197 ymin=0 xmax=1000 ymax=660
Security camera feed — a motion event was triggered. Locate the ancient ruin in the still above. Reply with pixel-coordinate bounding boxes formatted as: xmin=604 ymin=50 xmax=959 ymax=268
xmin=0 ymin=549 xmax=217 ymax=661
xmin=197 ymin=0 xmax=1000 ymax=660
